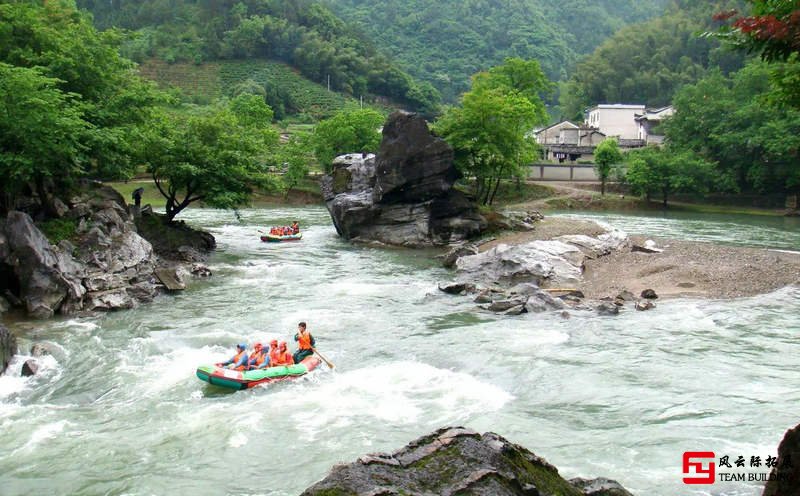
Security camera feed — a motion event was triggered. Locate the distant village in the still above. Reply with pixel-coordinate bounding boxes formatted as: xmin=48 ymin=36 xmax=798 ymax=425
xmin=534 ymin=104 xmax=674 ymax=164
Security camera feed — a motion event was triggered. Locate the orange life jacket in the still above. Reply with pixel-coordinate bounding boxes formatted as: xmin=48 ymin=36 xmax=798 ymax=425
xmin=253 ymin=351 xmax=267 ymax=367
xmin=297 ymin=331 xmax=313 ymax=351
xmin=232 ymin=351 xmax=247 ymax=371
xmin=273 ymin=351 xmax=294 ymax=366
xmin=269 ymin=348 xmax=280 ymax=364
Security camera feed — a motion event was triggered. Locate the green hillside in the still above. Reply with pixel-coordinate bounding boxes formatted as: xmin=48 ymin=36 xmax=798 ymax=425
xmin=325 ymin=0 xmax=671 ymax=101
xmin=77 ymin=0 xmax=440 ymax=114
xmin=559 ymin=0 xmax=749 ymax=119
xmin=138 ymin=58 xmax=355 ymax=119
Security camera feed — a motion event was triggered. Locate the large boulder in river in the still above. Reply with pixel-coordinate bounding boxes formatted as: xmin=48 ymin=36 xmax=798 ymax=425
xmin=0 ymin=324 xmax=15 ymax=375
xmin=763 ymin=423 xmax=800 ymax=496
xmin=301 ymin=427 xmax=631 ymax=496
xmin=321 ymin=112 xmax=486 ymax=247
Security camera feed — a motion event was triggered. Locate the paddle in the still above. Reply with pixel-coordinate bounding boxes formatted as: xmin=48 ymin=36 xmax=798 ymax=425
xmin=312 ymin=347 xmax=335 ymax=370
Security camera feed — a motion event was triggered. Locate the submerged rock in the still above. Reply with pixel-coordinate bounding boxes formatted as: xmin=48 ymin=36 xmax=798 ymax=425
xmin=21 ymin=359 xmax=38 ymax=377
xmin=570 ymin=477 xmax=634 ymax=496
xmin=438 ymin=282 xmax=477 ymax=295
xmin=596 ymin=302 xmax=620 ymax=316
xmin=1 ymin=324 xmax=15 ymax=375
xmin=443 ymin=243 xmax=479 ymax=268
xmin=301 ymin=427 xmax=631 ymax=496
xmin=321 ymin=112 xmax=487 ymax=247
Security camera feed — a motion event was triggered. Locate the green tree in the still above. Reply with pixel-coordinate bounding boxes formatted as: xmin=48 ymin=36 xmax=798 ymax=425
xmin=626 ymin=147 xmax=716 ymax=207
xmin=229 ymin=93 xmax=274 ymax=126
xmin=594 ymin=138 xmax=623 ymax=195
xmin=312 ymin=109 xmax=384 ymax=171
xmin=0 ymin=64 xmax=88 ymax=214
xmin=436 ymin=93 xmax=541 ymax=205
xmin=142 ymin=105 xmax=277 ymax=221
xmin=0 ymin=2 xmax=162 ymax=181
xmin=276 ymin=135 xmax=314 ymax=195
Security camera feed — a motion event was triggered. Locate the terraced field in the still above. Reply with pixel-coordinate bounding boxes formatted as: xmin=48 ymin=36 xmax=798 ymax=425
xmin=138 ymin=58 xmax=358 ymax=119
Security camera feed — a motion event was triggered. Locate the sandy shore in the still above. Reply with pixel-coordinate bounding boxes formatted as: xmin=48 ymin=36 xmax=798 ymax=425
xmin=485 ymin=218 xmax=800 ymax=300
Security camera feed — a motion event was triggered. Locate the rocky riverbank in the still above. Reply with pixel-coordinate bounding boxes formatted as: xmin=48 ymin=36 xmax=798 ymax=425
xmin=438 ymin=214 xmax=800 ymax=316
xmin=0 ymin=182 xmax=215 ymax=375
xmin=301 ymin=427 xmax=633 ymax=496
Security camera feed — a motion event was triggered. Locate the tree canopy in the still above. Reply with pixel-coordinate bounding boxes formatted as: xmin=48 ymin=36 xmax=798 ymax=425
xmin=312 ymin=109 xmax=385 ymax=171
xmin=327 ymin=0 xmax=669 ymax=102
xmin=141 ymin=101 xmax=280 ymax=221
xmin=594 ymin=139 xmax=623 ymax=195
xmin=0 ymin=1 xmax=161 ymax=213
xmin=436 ymin=58 xmax=550 ymax=205
xmin=559 ymin=0 xmax=748 ymax=120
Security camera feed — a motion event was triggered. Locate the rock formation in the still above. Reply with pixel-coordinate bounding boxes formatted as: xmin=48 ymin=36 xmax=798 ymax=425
xmin=0 ymin=324 xmax=15 ymax=375
xmin=321 ymin=111 xmax=487 ymax=247
xmin=0 ymin=182 xmax=214 ymax=318
xmin=301 ymin=427 xmax=632 ymax=496
xmin=452 ymin=228 xmax=628 ymax=290
xmin=763 ymin=422 xmax=800 ymax=496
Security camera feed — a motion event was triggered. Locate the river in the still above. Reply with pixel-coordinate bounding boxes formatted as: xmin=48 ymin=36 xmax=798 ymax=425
xmin=1 ymin=207 xmax=799 ymax=496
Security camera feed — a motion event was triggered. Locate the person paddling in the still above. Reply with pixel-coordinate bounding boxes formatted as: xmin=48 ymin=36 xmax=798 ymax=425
xmin=291 ymin=221 xmax=300 ymax=234
xmin=247 ymin=342 xmax=269 ymax=370
xmin=272 ymin=341 xmax=294 ymax=366
xmin=292 ymin=321 xmax=315 ymax=364
xmin=218 ymin=343 xmax=249 ymax=371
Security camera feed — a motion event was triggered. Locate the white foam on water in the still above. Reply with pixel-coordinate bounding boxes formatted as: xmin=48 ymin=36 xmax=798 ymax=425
xmin=16 ymin=420 xmax=70 ymax=453
xmin=265 ymin=361 xmax=513 ymax=442
xmin=227 ymin=432 xmax=249 ymax=448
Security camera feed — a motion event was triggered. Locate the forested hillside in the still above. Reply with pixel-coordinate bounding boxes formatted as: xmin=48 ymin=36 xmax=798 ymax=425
xmin=559 ymin=0 xmax=749 ymax=119
xmin=325 ymin=0 xmax=670 ymax=101
xmin=76 ymin=0 xmax=440 ymax=114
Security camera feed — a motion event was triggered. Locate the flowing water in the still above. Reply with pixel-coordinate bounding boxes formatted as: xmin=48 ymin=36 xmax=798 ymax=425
xmin=1 ymin=207 xmax=799 ymax=496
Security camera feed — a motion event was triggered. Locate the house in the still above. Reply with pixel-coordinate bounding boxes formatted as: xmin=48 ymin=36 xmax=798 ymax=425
xmin=635 ymin=106 xmax=674 ymax=144
xmin=535 ymin=123 xmax=606 ymax=163
xmin=533 ymin=121 xmax=579 ymax=145
xmin=585 ymin=104 xmax=646 ymax=141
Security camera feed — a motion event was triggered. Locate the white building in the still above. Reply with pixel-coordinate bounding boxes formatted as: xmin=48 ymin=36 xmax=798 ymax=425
xmin=635 ymin=106 xmax=674 ymax=144
xmin=585 ymin=104 xmax=646 ymax=141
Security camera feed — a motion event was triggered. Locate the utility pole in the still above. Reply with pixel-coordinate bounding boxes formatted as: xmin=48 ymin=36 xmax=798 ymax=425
xmin=327 ymin=74 xmax=330 ymax=92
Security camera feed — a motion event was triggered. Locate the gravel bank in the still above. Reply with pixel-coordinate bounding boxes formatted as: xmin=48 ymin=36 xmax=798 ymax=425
xmin=488 ymin=218 xmax=800 ymax=299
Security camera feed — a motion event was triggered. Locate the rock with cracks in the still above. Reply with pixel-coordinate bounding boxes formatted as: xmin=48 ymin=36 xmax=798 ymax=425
xmin=321 ymin=112 xmax=487 ymax=247
xmin=301 ymin=426 xmax=632 ymax=496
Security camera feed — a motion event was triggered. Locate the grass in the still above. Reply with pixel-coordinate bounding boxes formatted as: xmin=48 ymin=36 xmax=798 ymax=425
xmin=106 ymin=181 xmax=167 ymax=208
xmin=37 ymin=218 xmax=78 ymax=245
xmin=138 ymin=58 xmax=365 ymax=120
xmin=106 ymin=177 xmax=323 ymax=209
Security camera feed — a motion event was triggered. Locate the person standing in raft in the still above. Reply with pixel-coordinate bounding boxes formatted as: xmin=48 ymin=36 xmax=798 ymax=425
xmin=218 ymin=343 xmax=249 ymax=371
xmin=247 ymin=342 xmax=269 ymax=370
xmin=293 ymin=322 xmax=315 ymax=364
xmin=291 ymin=221 xmax=300 ymax=234
xmin=271 ymin=341 xmax=294 ymax=366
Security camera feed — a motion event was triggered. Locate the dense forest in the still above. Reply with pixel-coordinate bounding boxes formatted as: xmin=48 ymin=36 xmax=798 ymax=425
xmin=559 ymin=0 xmax=749 ymax=119
xmin=76 ymin=0 xmax=441 ymax=114
xmin=326 ymin=0 xmax=670 ymax=101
